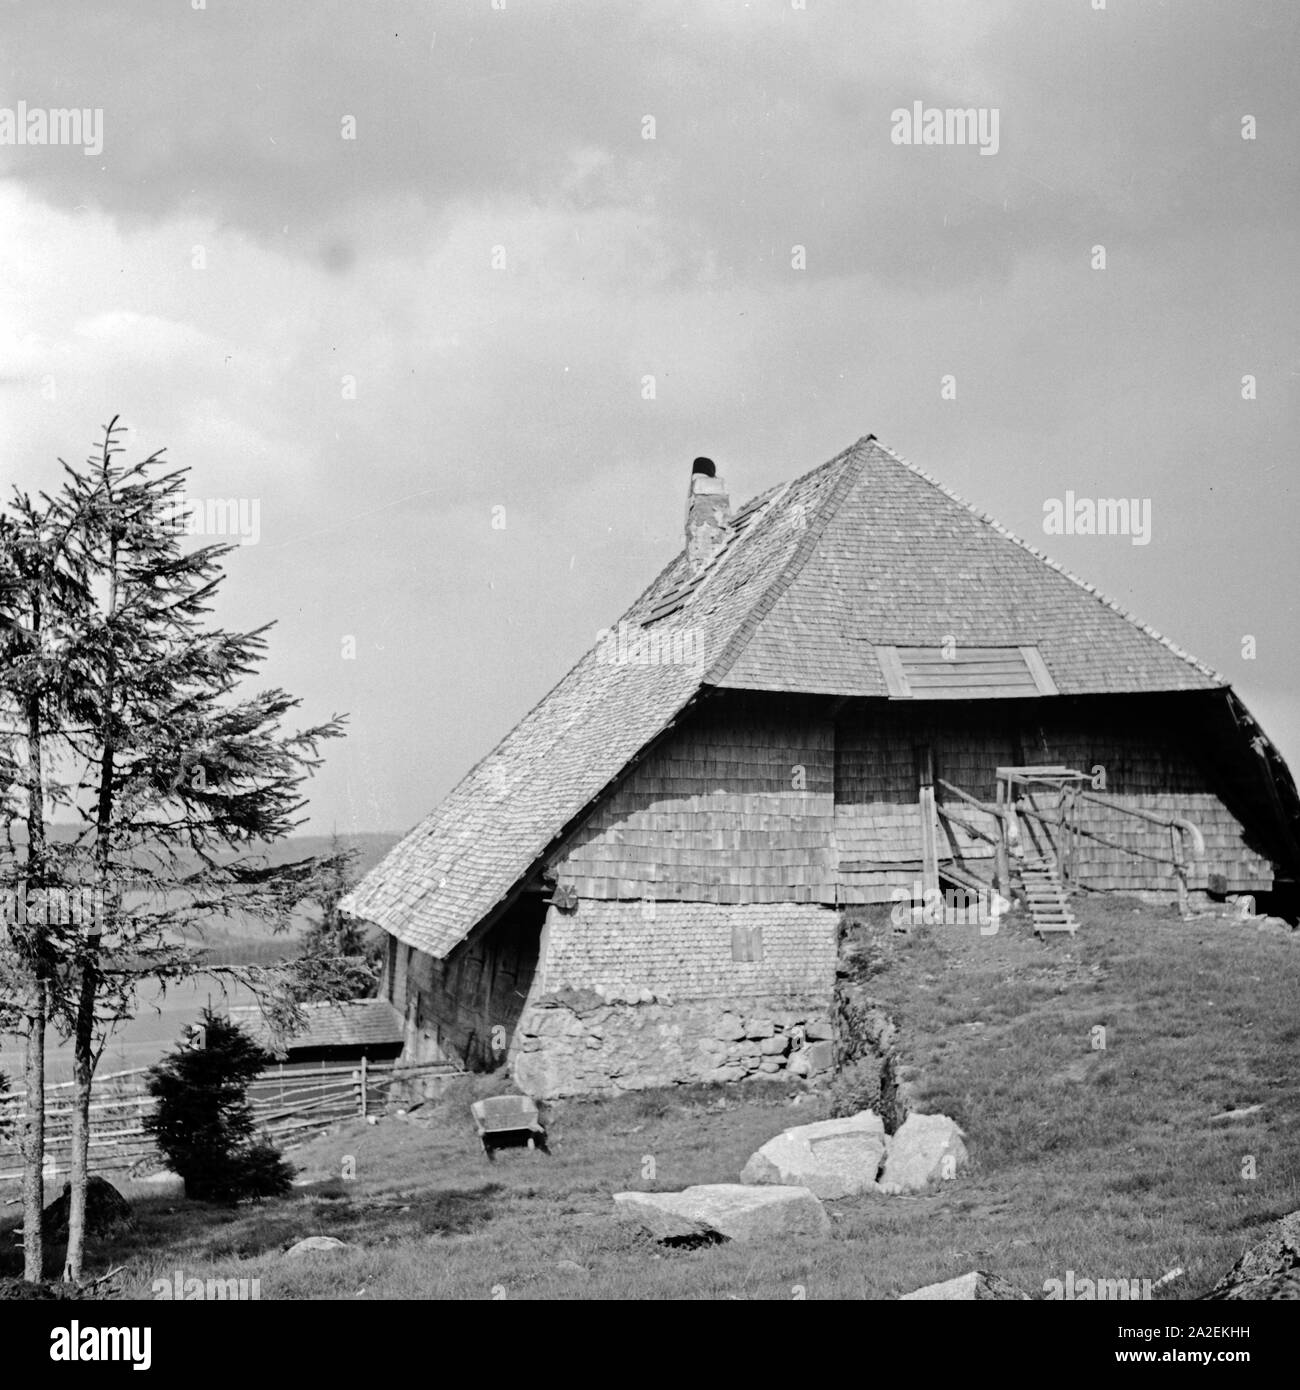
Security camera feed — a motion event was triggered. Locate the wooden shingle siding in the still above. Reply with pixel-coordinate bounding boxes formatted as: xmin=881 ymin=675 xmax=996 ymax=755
xmin=834 ymin=705 xmax=1013 ymax=883
xmin=552 ymin=695 xmax=837 ymax=903
xmin=833 ymin=697 xmax=1273 ymax=901
xmin=538 ymin=900 xmax=836 ymax=1001
xmin=1031 ymin=719 xmax=1273 ymax=893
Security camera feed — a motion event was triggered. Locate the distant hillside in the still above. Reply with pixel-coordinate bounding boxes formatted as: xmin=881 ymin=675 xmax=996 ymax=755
xmin=1 ymin=830 xmax=401 ymax=944
xmin=4 ymin=827 xmax=400 ymax=877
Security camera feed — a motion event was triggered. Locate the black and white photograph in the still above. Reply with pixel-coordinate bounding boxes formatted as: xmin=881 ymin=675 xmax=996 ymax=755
xmin=0 ymin=0 xmax=1296 ymax=1355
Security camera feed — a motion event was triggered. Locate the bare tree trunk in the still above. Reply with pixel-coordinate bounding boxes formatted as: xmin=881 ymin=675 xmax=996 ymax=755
xmin=21 ymin=687 xmax=47 ymax=1281
xmin=63 ymin=963 xmax=96 ymax=1282
xmin=19 ymin=982 xmax=45 ymax=1281
xmin=64 ymin=523 xmax=117 ymax=1283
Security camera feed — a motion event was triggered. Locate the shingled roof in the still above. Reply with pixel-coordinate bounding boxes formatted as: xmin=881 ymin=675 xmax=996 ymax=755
xmin=227 ymin=999 xmax=404 ymax=1056
xmin=341 ymin=434 xmax=1227 ymax=959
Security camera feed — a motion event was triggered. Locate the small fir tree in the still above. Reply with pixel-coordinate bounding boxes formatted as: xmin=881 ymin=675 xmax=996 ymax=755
xmin=144 ymin=1009 xmax=293 ymax=1202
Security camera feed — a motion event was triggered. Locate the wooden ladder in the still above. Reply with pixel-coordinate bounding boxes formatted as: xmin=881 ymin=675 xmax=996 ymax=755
xmin=1017 ymin=856 xmax=1079 ymax=936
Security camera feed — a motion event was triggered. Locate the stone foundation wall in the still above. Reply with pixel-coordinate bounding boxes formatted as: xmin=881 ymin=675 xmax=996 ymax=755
xmin=507 ymin=898 xmax=839 ymax=1096
xmin=511 ymin=991 xmax=836 ymax=1097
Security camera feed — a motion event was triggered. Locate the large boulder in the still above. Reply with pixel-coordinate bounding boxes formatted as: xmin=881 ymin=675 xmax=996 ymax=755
xmin=741 ymin=1110 xmax=886 ymax=1199
xmin=901 ymin=1270 xmax=1031 ymax=1301
xmin=285 ymin=1236 xmax=352 ymax=1258
xmin=613 ymin=1184 xmax=830 ymax=1243
xmin=41 ymin=1177 xmax=135 ymax=1242
xmin=879 ymin=1112 xmax=967 ymax=1192
xmin=1205 ymin=1211 xmax=1300 ymax=1299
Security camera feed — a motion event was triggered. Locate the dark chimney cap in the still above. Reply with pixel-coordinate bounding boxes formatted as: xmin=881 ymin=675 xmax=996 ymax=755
xmin=691 ymin=457 xmax=716 ymax=477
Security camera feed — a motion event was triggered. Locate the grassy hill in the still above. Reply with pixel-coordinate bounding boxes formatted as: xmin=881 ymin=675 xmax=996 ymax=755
xmin=3 ymin=895 xmax=1297 ymax=1299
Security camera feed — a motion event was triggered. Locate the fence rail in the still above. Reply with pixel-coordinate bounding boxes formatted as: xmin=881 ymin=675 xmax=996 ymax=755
xmin=0 ymin=1059 xmax=462 ymax=1185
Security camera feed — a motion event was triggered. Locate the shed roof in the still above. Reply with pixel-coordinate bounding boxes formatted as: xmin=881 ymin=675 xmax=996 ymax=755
xmin=227 ymin=999 xmax=404 ymax=1056
xmin=341 ymin=434 xmax=1232 ymax=960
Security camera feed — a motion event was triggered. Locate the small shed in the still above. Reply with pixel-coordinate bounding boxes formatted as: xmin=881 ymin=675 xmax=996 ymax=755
xmin=226 ymin=999 xmax=405 ymax=1068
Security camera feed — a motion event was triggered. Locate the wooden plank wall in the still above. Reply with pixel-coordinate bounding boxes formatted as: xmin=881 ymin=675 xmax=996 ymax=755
xmin=401 ymin=904 xmax=543 ymax=1071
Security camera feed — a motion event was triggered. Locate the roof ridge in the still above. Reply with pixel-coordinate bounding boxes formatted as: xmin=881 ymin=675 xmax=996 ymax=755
xmin=704 ymin=438 xmax=870 ymax=686
xmin=866 ymin=437 xmax=1226 ymax=686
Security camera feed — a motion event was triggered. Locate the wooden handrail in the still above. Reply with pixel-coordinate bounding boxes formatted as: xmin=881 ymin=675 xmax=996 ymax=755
xmin=935 ymin=806 xmax=999 ymax=846
xmin=1076 ymin=790 xmax=1205 ymax=849
xmin=937 ymin=779 xmax=1007 ymax=819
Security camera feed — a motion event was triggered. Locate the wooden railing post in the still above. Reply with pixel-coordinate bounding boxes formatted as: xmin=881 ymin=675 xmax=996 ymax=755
xmin=994 ymin=776 xmax=1010 ymax=896
xmin=1172 ymin=824 xmax=1190 ymax=919
xmin=917 ymin=745 xmax=939 ymax=900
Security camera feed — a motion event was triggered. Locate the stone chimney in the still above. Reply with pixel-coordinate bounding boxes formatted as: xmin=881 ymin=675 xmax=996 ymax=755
xmin=685 ymin=457 xmax=730 ymax=570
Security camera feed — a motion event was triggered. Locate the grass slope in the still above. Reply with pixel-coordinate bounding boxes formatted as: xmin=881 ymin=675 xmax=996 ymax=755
xmin=3 ymin=896 xmax=1296 ymax=1299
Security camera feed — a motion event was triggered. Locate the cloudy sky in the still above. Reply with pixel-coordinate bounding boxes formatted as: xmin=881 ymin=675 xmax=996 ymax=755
xmin=2 ymin=0 xmax=1296 ymax=835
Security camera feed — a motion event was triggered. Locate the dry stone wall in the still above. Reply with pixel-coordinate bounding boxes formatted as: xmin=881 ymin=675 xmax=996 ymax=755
xmin=512 ymin=991 xmax=835 ymax=1097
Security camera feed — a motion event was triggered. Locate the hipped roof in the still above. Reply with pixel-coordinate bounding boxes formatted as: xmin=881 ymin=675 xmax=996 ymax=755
xmin=341 ymin=435 xmax=1227 ymax=958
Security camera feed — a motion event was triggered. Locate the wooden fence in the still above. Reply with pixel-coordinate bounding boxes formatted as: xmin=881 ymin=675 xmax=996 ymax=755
xmin=0 ymin=1058 xmax=462 ymax=1186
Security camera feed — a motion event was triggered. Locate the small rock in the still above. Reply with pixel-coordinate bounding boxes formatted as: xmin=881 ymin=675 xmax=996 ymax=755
xmin=900 ymin=1270 xmax=1031 ymax=1301
xmin=745 ymin=1019 xmax=775 ymax=1039
xmin=802 ymin=1041 xmax=835 ymax=1074
xmin=285 ymin=1236 xmax=352 ymax=1258
xmin=760 ymin=1034 xmax=789 ymax=1056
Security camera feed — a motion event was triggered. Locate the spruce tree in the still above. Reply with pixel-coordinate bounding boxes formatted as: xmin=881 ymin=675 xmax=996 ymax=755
xmin=144 ymin=1008 xmax=292 ymax=1202
xmin=30 ymin=419 xmax=345 ymax=1277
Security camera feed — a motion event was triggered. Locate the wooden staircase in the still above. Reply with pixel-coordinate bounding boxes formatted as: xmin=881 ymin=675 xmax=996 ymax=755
xmin=1016 ymin=855 xmax=1079 ymax=936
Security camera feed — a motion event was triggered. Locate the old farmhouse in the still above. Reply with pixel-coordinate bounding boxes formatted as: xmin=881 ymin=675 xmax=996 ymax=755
xmin=341 ymin=436 xmax=1300 ymax=1098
